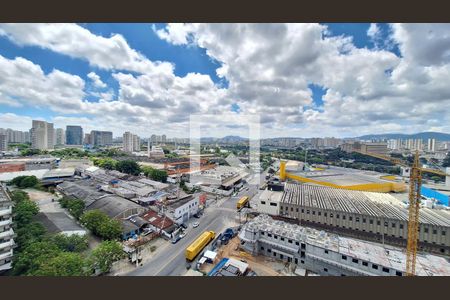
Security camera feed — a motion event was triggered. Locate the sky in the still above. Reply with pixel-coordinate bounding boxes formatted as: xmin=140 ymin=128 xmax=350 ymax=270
xmin=0 ymin=23 xmax=449 ymax=139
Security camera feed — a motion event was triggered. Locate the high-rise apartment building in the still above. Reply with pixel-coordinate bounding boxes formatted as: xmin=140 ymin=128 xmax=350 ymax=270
xmin=66 ymin=125 xmax=83 ymax=145
xmin=55 ymin=128 xmax=66 ymax=145
xmin=0 ymin=134 xmax=8 ymax=151
xmin=162 ymin=134 xmax=166 ymax=144
xmin=0 ymin=184 xmax=14 ymax=273
xmin=427 ymin=138 xmax=436 ymax=152
xmin=123 ymin=132 xmax=139 ymax=153
xmin=31 ymin=120 xmax=54 ymax=150
xmin=90 ymin=131 xmax=113 ymax=146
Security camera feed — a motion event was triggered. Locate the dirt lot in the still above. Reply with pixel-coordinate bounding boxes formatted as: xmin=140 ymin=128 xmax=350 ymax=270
xmin=204 ymin=237 xmax=293 ymax=276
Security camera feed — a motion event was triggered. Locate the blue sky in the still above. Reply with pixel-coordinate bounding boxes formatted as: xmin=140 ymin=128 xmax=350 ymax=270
xmin=0 ymin=23 xmax=448 ymax=138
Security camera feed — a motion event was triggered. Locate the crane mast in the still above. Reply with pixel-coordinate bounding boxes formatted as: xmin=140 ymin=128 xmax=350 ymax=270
xmin=406 ymin=151 xmax=421 ymax=276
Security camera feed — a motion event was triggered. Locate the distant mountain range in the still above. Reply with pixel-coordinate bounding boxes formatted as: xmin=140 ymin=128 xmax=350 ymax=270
xmin=200 ymin=135 xmax=248 ymax=143
xmin=356 ymin=132 xmax=450 ymax=141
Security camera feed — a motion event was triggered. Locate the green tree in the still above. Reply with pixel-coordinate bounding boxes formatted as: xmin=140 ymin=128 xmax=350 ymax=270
xmin=80 ymin=210 xmax=122 ymax=240
xmin=115 ymin=159 xmax=141 ymax=175
xmin=33 ymin=252 xmax=88 ymax=276
xmin=12 ymin=240 xmax=61 ymax=275
xmin=59 ymin=197 xmax=85 ymax=220
xmin=10 ymin=190 xmax=30 ymax=203
xmin=89 ymin=240 xmax=125 ymax=274
xmin=9 ymin=175 xmax=39 ymax=188
xmin=50 ymin=234 xmax=89 ymax=253
xmin=97 ymin=219 xmax=123 ymax=240
xmin=14 ymin=198 xmax=39 ymax=228
xmin=15 ymin=222 xmax=46 ymax=253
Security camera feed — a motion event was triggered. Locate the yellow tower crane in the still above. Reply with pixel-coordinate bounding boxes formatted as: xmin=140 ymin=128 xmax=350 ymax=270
xmin=406 ymin=151 xmax=421 ymax=276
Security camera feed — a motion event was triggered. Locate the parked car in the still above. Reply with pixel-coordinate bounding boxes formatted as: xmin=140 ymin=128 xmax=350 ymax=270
xmin=180 ymin=223 xmax=188 ymax=229
xmin=179 ymin=232 xmax=187 ymax=239
xmin=172 ymin=236 xmax=181 ymax=244
xmin=192 ymin=222 xmax=199 ymax=228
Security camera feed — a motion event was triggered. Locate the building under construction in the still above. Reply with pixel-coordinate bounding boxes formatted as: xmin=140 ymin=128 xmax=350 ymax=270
xmin=278 ymin=183 xmax=450 ymax=255
xmin=239 ymin=214 xmax=450 ymax=276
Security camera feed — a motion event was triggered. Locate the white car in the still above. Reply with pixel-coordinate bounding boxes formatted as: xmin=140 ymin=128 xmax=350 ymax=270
xmin=192 ymin=222 xmax=199 ymax=228
xmin=179 ymin=232 xmax=187 ymax=239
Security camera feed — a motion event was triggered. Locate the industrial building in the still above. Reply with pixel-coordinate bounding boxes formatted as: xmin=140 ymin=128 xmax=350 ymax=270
xmin=277 ymin=183 xmax=450 ymax=254
xmin=239 ymin=214 xmax=450 ymax=276
xmin=0 ymin=134 xmax=8 ymax=152
xmin=0 ymin=184 xmax=14 ymax=273
xmin=167 ymin=194 xmax=199 ymax=225
xmin=340 ymin=141 xmax=388 ymax=155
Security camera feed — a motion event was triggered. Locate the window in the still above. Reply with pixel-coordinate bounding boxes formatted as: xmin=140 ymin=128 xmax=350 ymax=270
xmin=280 ymin=254 xmax=284 ymax=259
xmin=362 ymin=261 xmax=368 ymax=267
xmin=301 ymin=209 xmax=304 ymax=213
xmin=274 ymin=235 xmax=278 ymax=239
xmin=424 ymin=228 xmax=429 ymax=233
xmin=442 ymin=231 xmax=446 ymax=236
xmin=342 ymin=255 xmax=347 ymax=260
xmin=301 ymin=243 xmax=306 ymax=249
xmin=295 ymin=241 xmax=299 ymax=246
xmin=324 ymin=249 xmax=329 ymax=254
xmin=301 ymin=251 xmax=305 ymax=258
xmin=432 ymin=229 xmax=437 ymax=235
xmin=342 ymin=215 xmax=346 ymax=220
xmin=349 ymin=216 xmax=353 ymax=221
xmin=295 ymin=258 xmax=298 ymax=264
xmin=336 ymin=214 xmax=340 ymax=219
xmin=312 ymin=211 xmax=316 ymax=215
xmin=372 ymin=264 xmax=379 ymax=270
xmin=392 ymin=223 xmax=396 ymax=228
xmin=330 ymin=213 xmax=333 ymax=218
xmin=261 ymin=232 xmax=265 ymax=236
xmin=400 ymin=224 xmax=404 ymax=229
xmin=377 ymin=220 xmax=381 ymax=226
xmin=382 ymin=267 xmax=390 ymax=273
xmin=296 ymin=208 xmax=299 ymax=212
xmin=306 ymin=210 xmax=310 ymax=214
xmin=280 ymin=237 xmax=285 ymax=241
xmin=323 ymin=268 xmax=328 ymax=272
xmin=384 ymin=222 xmax=388 ymax=227
xmin=261 ymin=201 xmax=266 ymax=205
xmin=268 ymin=233 xmax=272 ymax=237
xmin=261 ymin=246 xmax=265 ymax=250
xmin=285 ymin=206 xmax=288 ymax=210
xmin=356 ymin=217 xmax=360 ymax=222
xmin=268 ymin=249 xmax=272 ymax=253
xmin=324 ymin=212 xmax=327 ymax=217
xmin=273 ymin=252 xmax=276 ymax=257
xmin=288 ymin=239 xmax=293 ymax=244
xmin=270 ymin=203 xmax=277 ymax=207
xmin=352 ymin=258 xmax=359 ymax=264
xmin=369 ymin=219 xmax=373 ymax=225
xmin=396 ymin=271 xmax=402 ymax=276
xmin=363 ymin=218 xmax=366 ymax=223
xmin=291 ymin=207 xmax=294 ymax=212
xmin=318 ymin=212 xmax=321 ymax=216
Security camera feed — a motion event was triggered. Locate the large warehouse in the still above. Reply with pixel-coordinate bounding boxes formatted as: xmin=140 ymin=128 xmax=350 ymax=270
xmin=277 ymin=183 xmax=450 ymax=255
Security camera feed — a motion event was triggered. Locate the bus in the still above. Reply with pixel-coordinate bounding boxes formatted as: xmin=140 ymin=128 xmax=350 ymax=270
xmin=236 ymin=196 xmax=250 ymax=210
xmin=185 ymin=231 xmax=216 ymax=261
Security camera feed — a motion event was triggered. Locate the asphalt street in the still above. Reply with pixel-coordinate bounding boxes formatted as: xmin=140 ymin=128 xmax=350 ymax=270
xmin=126 ymin=172 xmax=264 ymax=276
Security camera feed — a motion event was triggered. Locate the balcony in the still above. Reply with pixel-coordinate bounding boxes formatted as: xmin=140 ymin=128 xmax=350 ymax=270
xmin=0 ymin=239 xmax=14 ymax=251
xmin=0 ymin=207 xmax=12 ymax=217
xmin=0 ymin=219 xmax=12 ymax=227
xmin=0 ymin=228 xmax=14 ymax=239
xmin=0 ymin=248 xmax=13 ymax=261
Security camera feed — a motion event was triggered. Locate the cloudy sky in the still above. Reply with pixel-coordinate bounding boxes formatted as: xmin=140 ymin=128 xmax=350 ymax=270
xmin=0 ymin=23 xmax=449 ymax=139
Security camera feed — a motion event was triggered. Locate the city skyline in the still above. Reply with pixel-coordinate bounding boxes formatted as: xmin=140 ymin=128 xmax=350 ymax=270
xmin=1 ymin=24 xmax=450 ymax=138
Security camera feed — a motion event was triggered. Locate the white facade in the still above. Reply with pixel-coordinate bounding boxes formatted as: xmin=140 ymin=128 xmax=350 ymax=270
xmin=170 ymin=196 xmax=199 ymax=225
xmin=0 ymin=185 xmax=14 ymax=272
xmin=56 ymin=128 xmax=66 ymax=145
xmin=428 ymin=138 xmax=436 ymax=152
xmin=31 ymin=120 xmax=54 ymax=150
xmin=123 ymin=132 xmax=140 ymax=153
xmin=0 ymin=134 xmax=7 ymax=152
xmin=256 ymin=189 xmax=282 ymax=215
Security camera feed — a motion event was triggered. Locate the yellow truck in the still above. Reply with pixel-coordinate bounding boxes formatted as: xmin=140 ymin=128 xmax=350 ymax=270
xmin=185 ymin=231 xmax=216 ymax=261
xmin=236 ymin=196 xmax=249 ymax=210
